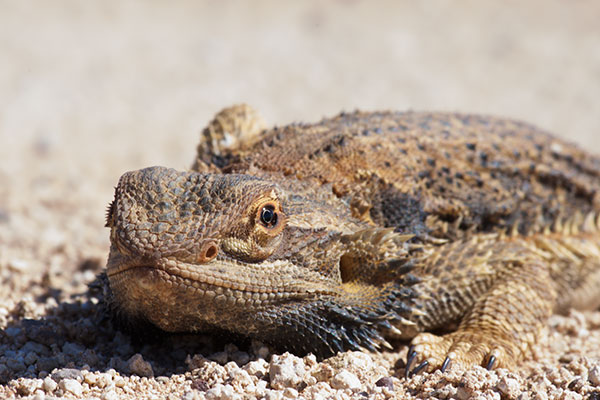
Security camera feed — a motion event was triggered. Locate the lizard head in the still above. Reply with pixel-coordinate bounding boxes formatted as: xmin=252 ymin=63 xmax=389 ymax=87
xmin=105 ymin=166 xmax=419 ymax=357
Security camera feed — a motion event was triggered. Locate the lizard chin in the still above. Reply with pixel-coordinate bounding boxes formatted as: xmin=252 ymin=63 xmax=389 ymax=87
xmin=106 ymin=244 xmax=337 ymax=336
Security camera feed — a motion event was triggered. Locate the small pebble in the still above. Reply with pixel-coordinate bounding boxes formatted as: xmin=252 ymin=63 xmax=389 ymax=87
xmin=456 ymin=385 xmax=475 ymax=400
xmin=283 ymin=387 xmax=299 ymax=398
xmin=231 ymin=351 xmax=250 ymax=365
xmin=590 ymin=365 xmax=600 ymax=386
xmin=8 ymin=258 xmax=29 ymax=272
xmin=230 ymin=368 xmax=253 ymax=388
xmin=21 ymin=341 xmax=49 ymax=356
xmin=43 ymin=376 xmax=57 ymax=393
xmin=95 ymin=372 xmax=112 ymax=388
xmin=101 ymin=389 xmax=119 ymax=400
xmin=331 ymin=370 xmax=361 ymax=390
xmin=559 ymin=392 xmax=582 ymax=400
xmin=533 ymin=392 xmax=548 ymax=400
xmin=16 ymin=379 xmax=41 ymax=396
xmin=62 ymin=341 xmax=86 ymax=357
xmin=114 ymin=377 xmax=126 ymax=388
xmin=375 ymin=376 xmax=394 ymax=390
xmin=497 ymin=376 xmax=520 ymax=399
xmin=244 ymin=359 xmax=269 ymax=377
xmin=23 ymin=351 xmax=39 ymax=366
xmin=186 ymin=354 xmax=209 ymax=370
xmin=209 ymin=351 xmax=228 ymax=365
xmin=51 ymin=367 xmax=83 ymax=382
xmin=269 ymin=353 xmax=306 ymax=390
xmin=206 ymin=383 xmax=238 ymax=400
xmin=127 ymin=353 xmax=154 ymax=377
xmin=59 ymin=378 xmax=83 ymax=396
xmin=84 ymin=371 xmax=98 ymax=385
xmin=191 ymin=379 xmax=209 ymax=391
xmin=264 ymin=390 xmax=284 ymax=400
xmin=257 ymin=346 xmax=270 ymax=359
xmin=4 ymin=327 xmax=21 ymax=337
xmin=36 ymin=356 xmax=60 ymax=373
xmin=182 ymin=390 xmax=198 ymax=400
xmin=6 ymin=358 xmax=26 ymax=372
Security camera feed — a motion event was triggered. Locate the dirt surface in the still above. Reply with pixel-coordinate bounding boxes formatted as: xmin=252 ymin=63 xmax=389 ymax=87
xmin=1 ymin=1 xmax=599 ymax=399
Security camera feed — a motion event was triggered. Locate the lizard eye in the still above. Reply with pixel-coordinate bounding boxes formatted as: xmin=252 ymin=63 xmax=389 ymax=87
xmin=253 ymin=198 xmax=285 ymax=237
xmin=259 ymin=204 xmax=278 ymax=228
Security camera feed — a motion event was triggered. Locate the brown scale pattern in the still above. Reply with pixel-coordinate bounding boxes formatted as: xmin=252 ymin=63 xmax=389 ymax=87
xmin=104 ymin=104 xmax=600 ymax=374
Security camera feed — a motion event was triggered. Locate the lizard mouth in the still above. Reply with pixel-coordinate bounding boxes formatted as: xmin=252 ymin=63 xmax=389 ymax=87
xmin=106 ymin=244 xmax=330 ymax=296
xmin=105 ymin=244 xmax=336 ymax=334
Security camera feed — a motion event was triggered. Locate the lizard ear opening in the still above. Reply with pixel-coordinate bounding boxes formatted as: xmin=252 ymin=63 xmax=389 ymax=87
xmin=338 ymin=228 xmax=415 ymax=286
xmin=339 ymin=254 xmax=356 ymax=284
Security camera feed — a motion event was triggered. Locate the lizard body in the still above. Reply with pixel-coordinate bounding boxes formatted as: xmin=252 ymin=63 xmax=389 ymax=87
xmin=105 ymin=105 xmax=600 ymax=373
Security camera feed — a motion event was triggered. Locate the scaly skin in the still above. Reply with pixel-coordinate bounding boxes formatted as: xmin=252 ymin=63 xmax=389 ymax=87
xmin=104 ymin=105 xmax=600 ymax=374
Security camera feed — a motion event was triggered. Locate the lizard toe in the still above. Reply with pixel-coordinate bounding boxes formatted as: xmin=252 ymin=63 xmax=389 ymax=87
xmin=405 ymin=331 xmax=517 ymax=376
xmin=404 ymin=333 xmax=452 ymax=376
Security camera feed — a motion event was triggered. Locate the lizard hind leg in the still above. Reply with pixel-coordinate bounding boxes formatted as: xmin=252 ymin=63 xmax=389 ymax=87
xmin=192 ymin=104 xmax=266 ymax=172
xmin=406 ymin=259 xmax=557 ymax=376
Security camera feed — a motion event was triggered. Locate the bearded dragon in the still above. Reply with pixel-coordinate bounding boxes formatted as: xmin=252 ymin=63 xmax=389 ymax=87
xmin=104 ymin=105 xmax=600 ymax=375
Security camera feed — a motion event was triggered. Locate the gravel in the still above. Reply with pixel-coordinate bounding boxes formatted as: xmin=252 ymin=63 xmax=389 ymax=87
xmin=1 ymin=1 xmax=600 ymax=399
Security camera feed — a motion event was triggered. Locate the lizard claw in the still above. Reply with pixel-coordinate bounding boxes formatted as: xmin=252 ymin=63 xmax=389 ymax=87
xmin=411 ymin=360 xmax=429 ymax=376
xmin=485 ymin=354 xmax=497 ymax=370
xmin=441 ymin=356 xmax=452 ymax=372
xmin=405 ymin=346 xmax=434 ymax=377
xmin=405 ymin=346 xmax=417 ymax=378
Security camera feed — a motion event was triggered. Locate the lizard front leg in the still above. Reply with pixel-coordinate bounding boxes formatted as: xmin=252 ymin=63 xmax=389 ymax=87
xmin=405 ymin=256 xmax=556 ymax=376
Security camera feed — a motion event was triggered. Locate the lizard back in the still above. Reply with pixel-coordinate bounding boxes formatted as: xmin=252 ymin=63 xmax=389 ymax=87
xmin=215 ymin=111 xmax=600 ymax=240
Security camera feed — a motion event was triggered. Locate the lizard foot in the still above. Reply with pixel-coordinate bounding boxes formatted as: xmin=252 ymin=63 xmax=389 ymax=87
xmin=404 ymin=331 xmax=517 ymax=377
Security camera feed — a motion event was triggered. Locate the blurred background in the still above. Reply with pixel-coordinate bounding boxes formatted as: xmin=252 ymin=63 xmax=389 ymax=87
xmin=0 ymin=1 xmax=599 ymax=296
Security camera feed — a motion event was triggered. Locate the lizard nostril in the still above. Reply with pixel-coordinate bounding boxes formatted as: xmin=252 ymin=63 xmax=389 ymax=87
xmin=199 ymin=241 xmax=218 ymax=263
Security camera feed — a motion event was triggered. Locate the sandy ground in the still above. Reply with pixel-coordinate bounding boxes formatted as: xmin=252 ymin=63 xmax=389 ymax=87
xmin=1 ymin=1 xmax=600 ymax=399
